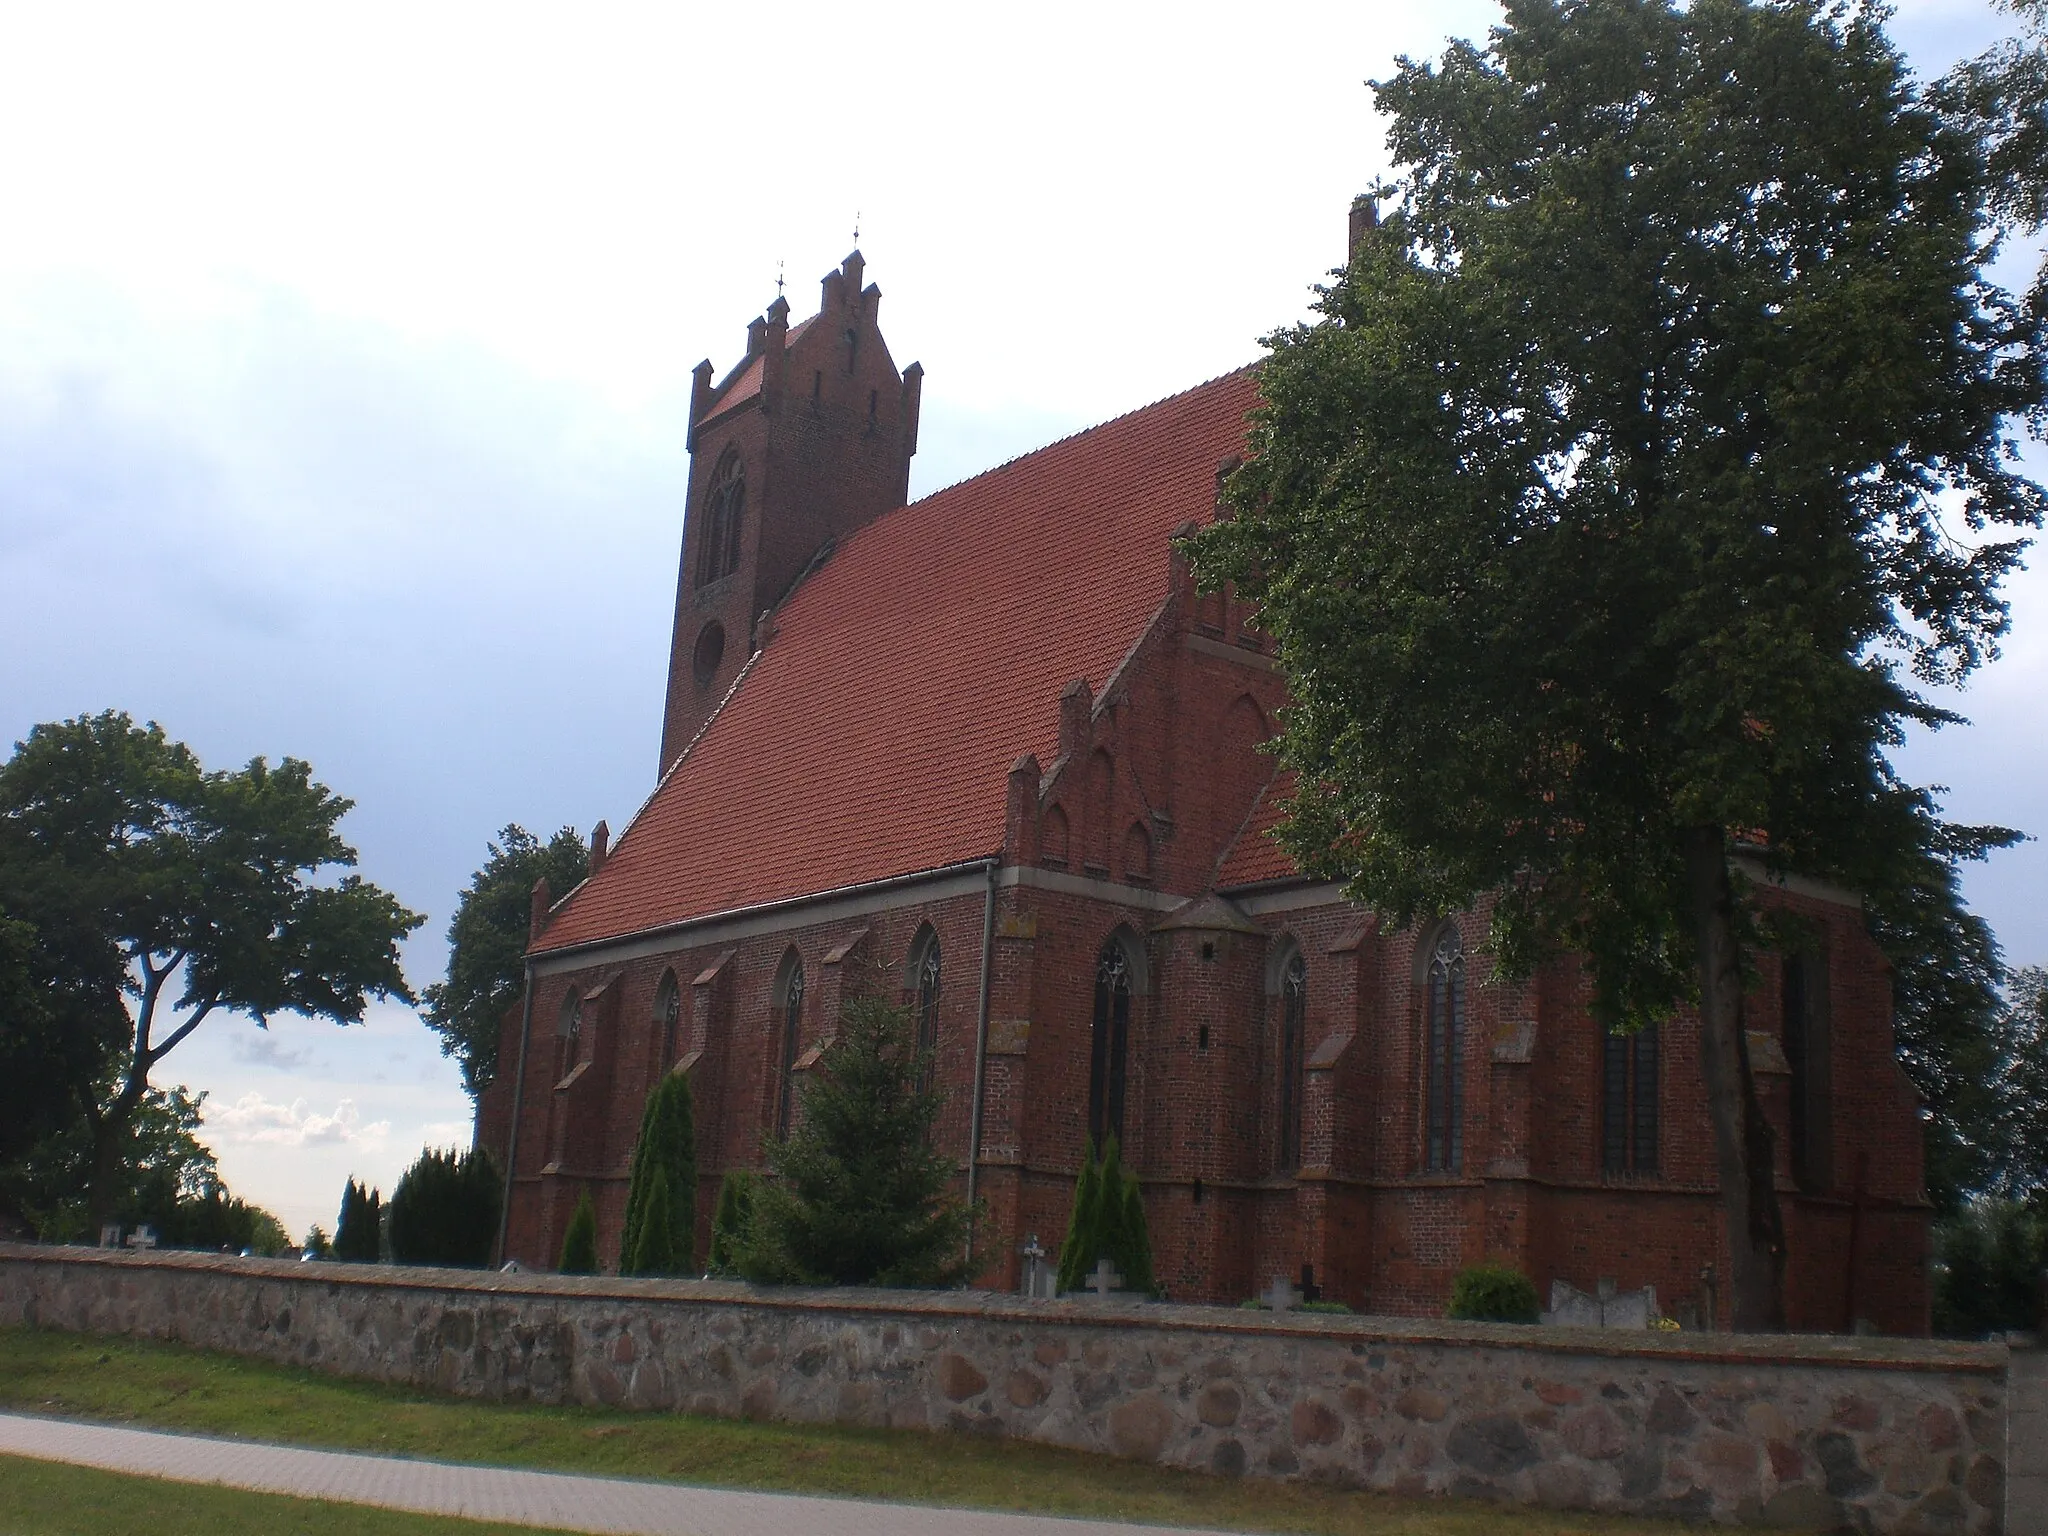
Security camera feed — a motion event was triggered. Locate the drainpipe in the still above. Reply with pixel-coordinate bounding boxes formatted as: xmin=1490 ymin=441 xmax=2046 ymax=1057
xmin=964 ymin=856 xmax=1000 ymax=1267
xmin=493 ymin=959 xmax=536 ymax=1268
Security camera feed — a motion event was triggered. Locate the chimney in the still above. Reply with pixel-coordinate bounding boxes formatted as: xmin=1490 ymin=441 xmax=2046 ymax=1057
xmin=1348 ymin=194 xmax=1378 ymax=262
xmin=529 ymin=876 xmax=553 ymax=942
xmin=588 ymin=820 xmax=610 ymax=878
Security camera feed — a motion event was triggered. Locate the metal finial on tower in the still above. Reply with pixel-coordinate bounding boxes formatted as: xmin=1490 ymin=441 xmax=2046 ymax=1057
xmin=775 ymin=259 xmax=785 ymax=298
xmin=853 ymin=209 xmax=861 ymax=243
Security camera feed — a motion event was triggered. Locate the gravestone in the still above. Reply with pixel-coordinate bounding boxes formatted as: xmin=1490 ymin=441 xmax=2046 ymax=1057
xmin=98 ymin=1225 xmax=121 ymax=1250
xmin=1541 ymin=1277 xmax=1657 ymax=1328
xmin=1262 ymin=1274 xmax=1302 ymax=1313
xmin=1018 ymin=1235 xmax=1056 ymax=1300
xmin=1084 ymin=1258 xmax=1124 ymax=1299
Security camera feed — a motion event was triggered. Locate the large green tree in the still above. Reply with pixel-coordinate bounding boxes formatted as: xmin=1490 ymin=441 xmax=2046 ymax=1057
xmin=737 ymin=996 xmax=977 ymax=1287
xmin=422 ymin=825 xmax=587 ymax=1098
xmin=1192 ymin=0 xmax=2045 ymax=1329
xmin=0 ymin=712 xmax=422 ymax=1226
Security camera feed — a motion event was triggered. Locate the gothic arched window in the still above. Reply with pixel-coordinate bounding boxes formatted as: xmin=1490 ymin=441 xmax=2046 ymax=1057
xmin=1424 ymin=928 xmax=1465 ymax=1173
xmin=559 ymin=990 xmax=583 ymax=1071
xmin=776 ymin=954 xmax=805 ymax=1137
xmin=1278 ymin=950 xmax=1307 ymax=1171
xmin=1088 ymin=939 xmax=1132 ymax=1148
xmin=696 ymin=451 xmax=746 ymax=588
xmin=912 ymin=931 xmax=942 ymax=1095
xmin=1602 ymin=1020 xmax=1660 ymax=1176
xmin=655 ymin=970 xmax=681 ymax=1067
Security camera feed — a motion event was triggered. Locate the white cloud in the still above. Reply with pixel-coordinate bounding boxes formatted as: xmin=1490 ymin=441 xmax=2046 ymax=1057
xmin=206 ymin=1093 xmax=389 ymax=1149
xmin=228 ymin=1030 xmax=312 ymax=1071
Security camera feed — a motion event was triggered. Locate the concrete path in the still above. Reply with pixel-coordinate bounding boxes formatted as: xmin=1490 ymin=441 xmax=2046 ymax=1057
xmin=0 ymin=1412 xmax=1239 ymax=1536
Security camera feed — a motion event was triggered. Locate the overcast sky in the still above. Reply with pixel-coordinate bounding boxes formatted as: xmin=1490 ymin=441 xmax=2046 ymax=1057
xmin=1 ymin=0 xmax=2036 ymax=1243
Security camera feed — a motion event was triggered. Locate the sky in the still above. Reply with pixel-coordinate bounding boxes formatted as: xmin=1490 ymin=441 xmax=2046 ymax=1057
xmin=0 ymin=0 xmax=2038 ymax=1243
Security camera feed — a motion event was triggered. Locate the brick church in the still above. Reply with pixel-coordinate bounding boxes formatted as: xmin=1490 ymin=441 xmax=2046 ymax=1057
xmin=479 ymin=241 xmax=1933 ymax=1331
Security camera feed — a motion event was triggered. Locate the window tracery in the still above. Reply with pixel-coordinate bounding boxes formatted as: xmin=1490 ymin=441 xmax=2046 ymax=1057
xmin=1278 ymin=950 xmax=1306 ymax=1171
xmin=696 ymin=452 xmax=746 ymax=588
xmin=1424 ymin=929 xmax=1465 ymax=1173
xmin=1089 ymin=939 xmax=1132 ymax=1147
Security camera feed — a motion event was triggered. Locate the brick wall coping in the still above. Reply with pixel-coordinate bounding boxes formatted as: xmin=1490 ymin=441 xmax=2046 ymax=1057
xmin=4 ymin=1242 xmax=2002 ymax=1377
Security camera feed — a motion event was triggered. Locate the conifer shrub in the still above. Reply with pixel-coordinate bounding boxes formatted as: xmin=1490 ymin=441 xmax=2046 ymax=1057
xmin=706 ymin=1169 xmax=759 ymax=1277
xmin=1933 ymin=1198 xmax=2047 ymax=1338
xmin=736 ymin=996 xmax=977 ymax=1286
xmin=388 ymin=1146 xmax=500 ymax=1268
xmin=1055 ymin=1137 xmax=1156 ymax=1296
xmin=619 ymin=1070 xmax=696 ymax=1276
xmin=558 ymin=1190 xmax=598 ymax=1274
xmin=1447 ymin=1261 xmax=1540 ymax=1323
xmin=628 ymin=1166 xmax=676 ymax=1275
xmin=333 ymin=1177 xmax=383 ymax=1263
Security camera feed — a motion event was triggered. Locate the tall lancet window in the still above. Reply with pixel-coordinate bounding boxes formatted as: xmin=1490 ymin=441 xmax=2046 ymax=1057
xmin=776 ymin=956 xmax=805 ymax=1137
xmin=656 ymin=971 xmax=681 ymax=1068
xmin=913 ymin=932 xmax=942 ymax=1096
xmin=1424 ymin=929 xmax=1466 ymax=1173
xmin=696 ymin=451 xmax=746 ymax=588
xmin=1089 ymin=940 xmax=1132 ymax=1148
xmin=1602 ymin=1021 xmax=1660 ymax=1176
xmin=1278 ymin=951 xmax=1307 ymax=1172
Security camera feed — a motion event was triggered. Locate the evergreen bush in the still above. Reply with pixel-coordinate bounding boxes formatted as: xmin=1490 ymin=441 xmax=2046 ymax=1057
xmin=333 ymin=1177 xmax=383 ymax=1263
xmin=1447 ymin=1261 xmax=1540 ymax=1323
xmin=619 ymin=1070 xmax=696 ymax=1276
xmin=1934 ymin=1198 xmax=2047 ymax=1338
xmin=388 ymin=1146 xmax=500 ymax=1268
xmin=1054 ymin=1137 xmax=1156 ymax=1296
xmin=706 ymin=1169 xmax=759 ymax=1277
xmin=558 ymin=1190 xmax=598 ymax=1274
xmin=628 ymin=1166 xmax=676 ymax=1275
xmin=737 ymin=995 xmax=976 ymax=1286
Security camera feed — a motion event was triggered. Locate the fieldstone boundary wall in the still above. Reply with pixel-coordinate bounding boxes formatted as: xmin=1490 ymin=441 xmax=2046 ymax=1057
xmin=0 ymin=1244 xmax=2027 ymax=1533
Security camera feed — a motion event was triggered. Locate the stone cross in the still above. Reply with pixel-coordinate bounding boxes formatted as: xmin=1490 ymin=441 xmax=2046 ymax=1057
xmin=124 ymin=1226 xmax=158 ymax=1250
xmin=1263 ymin=1274 xmax=1301 ymax=1312
xmin=1018 ymin=1234 xmax=1053 ymax=1300
xmin=1085 ymin=1257 xmax=1124 ymax=1298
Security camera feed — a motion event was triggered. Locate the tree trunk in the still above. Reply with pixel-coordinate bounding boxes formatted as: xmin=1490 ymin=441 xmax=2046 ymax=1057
xmin=1684 ymin=825 xmax=1786 ymax=1331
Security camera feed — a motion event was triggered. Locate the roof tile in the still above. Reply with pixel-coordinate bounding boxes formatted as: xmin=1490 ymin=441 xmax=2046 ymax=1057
xmin=536 ymin=367 xmax=1261 ymax=952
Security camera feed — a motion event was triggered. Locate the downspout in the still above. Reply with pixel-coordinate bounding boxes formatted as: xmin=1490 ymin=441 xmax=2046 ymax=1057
xmin=964 ymin=855 xmax=1000 ymax=1268
xmin=493 ymin=959 xmax=536 ymax=1268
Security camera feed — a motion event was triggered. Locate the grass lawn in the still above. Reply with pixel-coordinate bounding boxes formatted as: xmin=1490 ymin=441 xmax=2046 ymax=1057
xmin=0 ymin=1455 xmax=586 ymax=1536
xmin=0 ymin=1328 xmax=1717 ymax=1535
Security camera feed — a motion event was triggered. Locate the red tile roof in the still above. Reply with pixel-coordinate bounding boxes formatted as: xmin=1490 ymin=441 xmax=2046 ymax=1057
xmin=701 ymin=318 xmax=815 ymax=423
xmin=535 ymin=367 xmax=1261 ymax=953
xmin=1214 ymin=769 xmax=1303 ymax=889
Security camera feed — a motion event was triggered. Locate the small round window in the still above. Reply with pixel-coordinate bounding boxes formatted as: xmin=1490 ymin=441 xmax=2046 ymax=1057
xmin=692 ymin=620 xmax=726 ymax=688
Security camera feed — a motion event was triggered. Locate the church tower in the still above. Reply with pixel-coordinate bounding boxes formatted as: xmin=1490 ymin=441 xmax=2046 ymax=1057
xmin=659 ymin=251 xmax=923 ymax=774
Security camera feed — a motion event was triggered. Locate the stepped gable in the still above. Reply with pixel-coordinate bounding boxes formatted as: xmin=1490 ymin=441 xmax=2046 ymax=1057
xmin=535 ymin=366 xmax=1261 ymax=953
xmin=1215 ymin=768 xmax=1300 ymax=889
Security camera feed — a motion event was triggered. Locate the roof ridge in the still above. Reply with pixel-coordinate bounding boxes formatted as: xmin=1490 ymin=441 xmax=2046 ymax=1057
xmin=537 ymin=646 xmax=766 ymax=939
xmin=907 ymin=363 xmax=1259 ymax=509
xmin=1210 ymin=761 xmax=1284 ymax=891
xmin=617 ymin=646 xmax=763 ymax=855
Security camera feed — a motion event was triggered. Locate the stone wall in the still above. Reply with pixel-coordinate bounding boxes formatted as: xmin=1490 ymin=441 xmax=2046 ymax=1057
xmin=0 ymin=1244 xmax=2017 ymax=1533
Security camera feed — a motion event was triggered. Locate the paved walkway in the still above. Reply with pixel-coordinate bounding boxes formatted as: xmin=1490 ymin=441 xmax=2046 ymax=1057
xmin=0 ymin=1412 xmax=1237 ymax=1536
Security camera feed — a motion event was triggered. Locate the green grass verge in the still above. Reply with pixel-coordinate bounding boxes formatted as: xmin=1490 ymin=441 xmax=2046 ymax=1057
xmin=0 ymin=1455 xmax=585 ymax=1536
xmin=0 ymin=1328 xmax=1717 ymax=1535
